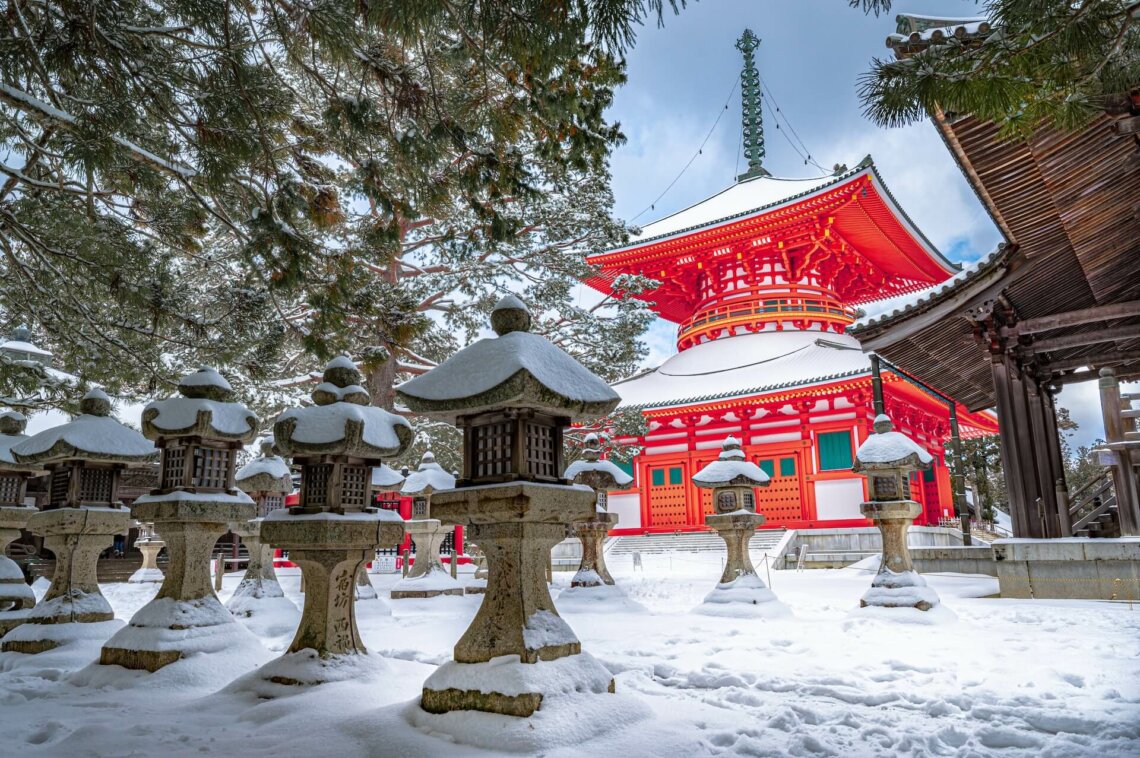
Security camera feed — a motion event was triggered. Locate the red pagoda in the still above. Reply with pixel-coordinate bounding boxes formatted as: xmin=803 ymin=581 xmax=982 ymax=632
xmin=586 ymin=30 xmax=997 ymax=535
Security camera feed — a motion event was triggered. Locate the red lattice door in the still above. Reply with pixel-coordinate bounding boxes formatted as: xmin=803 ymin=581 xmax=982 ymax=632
xmin=647 ymin=464 xmax=687 ymax=527
xmin=752 ymin=452 xmax=803 ymax=525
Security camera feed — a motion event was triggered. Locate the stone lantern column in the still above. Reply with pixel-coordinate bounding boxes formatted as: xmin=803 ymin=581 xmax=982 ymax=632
xmin=2 ymin=390 xmax=157 ymax=654
xmin=128 ymin=522 xmax=165 ymax=583
xmin=391 ymin=451 xmax=462 ymax=599
xmin=692 ymin=436 xmax=789 ymax=617
xmin=853 ymin=414 xmax=943 ymax=612
xmin=0 ymin=410 xmax=44 ymax=634
xmin=100 ymin=368 xmax=261 ymax=672
xmin=248 ymin=357 xmax=411 ymax=689
xmin=398 ymin=295 xmax=621 ymax=718
xmin=227 ymin=439 xmax=296 ymax=619
xmin=563 ymin=433 xmax=633 ymax=588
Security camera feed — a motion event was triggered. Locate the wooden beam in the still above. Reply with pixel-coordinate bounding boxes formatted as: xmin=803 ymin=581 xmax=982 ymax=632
xmin=1005 ymin=300 xmax=1140 ymax=335
xmin=1028 ymin=323 xmax=1140 ymax=353
xmin=1042 ymin=347 xmax=1140 ymax=373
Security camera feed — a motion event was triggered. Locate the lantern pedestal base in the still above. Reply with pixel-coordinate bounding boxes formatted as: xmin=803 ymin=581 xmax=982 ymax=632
xmin=227 ymin=520 xmax=286 ymax=614
xmin=260 ymin=514 xmax=403 ymax=659
xmin=858 ymin=500 xmax=942 ymax=612
xmin=100 ymin=496 xmax=256 ymax=672
xmin=695 ymin=511 xmax=789 ymax=617
xmin=391 ymin=519 xmax=463 ymax=599
xmin=0 ymin=506 xmax=37 ymax=615
xmin=570 ymin=513 xmax=618 ymax=587
xmin=129 ymin=539 xmax=165 ymax=583
xmin=2 ymin=508 xmax=128 ymax=654
xmin=422 ymin=482 xmax=611 ymax=716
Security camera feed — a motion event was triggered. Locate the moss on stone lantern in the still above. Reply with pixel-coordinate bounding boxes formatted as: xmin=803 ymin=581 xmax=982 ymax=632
xmin=398 ymin=294 xmax=621 ymax=718
xmin=100 ymin=367 xmax=263 ymax=673
xmin=2 ymin=390 xmax=157 ymax=654
xmin=691 ymin=436 xmax=789 ymax=617
xmin=563 ymin=433 xmax=632 ymax=588
xmin=853 ymin=414 xmax=942 ymax=613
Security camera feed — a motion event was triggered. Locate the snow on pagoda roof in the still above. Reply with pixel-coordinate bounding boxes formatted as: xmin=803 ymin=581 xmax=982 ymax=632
xmin=612 ymin=329 xmax=869 ymax=410
xmin=630 ymin=171 xmax=842 ymax=243
xmin=401 ymin=451 xmax=455 ymax=495
xmin=13 ymin=390 xmax=157 ymax=463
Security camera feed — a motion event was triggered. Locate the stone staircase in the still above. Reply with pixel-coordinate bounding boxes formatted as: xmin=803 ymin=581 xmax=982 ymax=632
xmin=1070 ymin=471 xmax=1119 ymax=538
xmin=607 ymin=529 xmax=786 ymax=556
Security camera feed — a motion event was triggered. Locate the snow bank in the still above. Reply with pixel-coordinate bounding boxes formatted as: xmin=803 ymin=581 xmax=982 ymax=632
xmin=390 ymin=567 xmax=463 ymax=593
xmin=693 ymin=574 xmax=791 ymax=618
xmin=127 ymin=567 xmax=164 ymax=584
xmin=423 ymin=650 xmax=612 ymax=698
xmin=556 ymin=583 xmax=648 ymax=614
xmin=225 ymin=648 xmax=390 ymax=699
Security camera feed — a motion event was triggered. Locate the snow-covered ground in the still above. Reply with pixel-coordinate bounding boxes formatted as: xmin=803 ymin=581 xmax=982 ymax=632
xmin=2 ymin=553 xmax=1138 ymax=757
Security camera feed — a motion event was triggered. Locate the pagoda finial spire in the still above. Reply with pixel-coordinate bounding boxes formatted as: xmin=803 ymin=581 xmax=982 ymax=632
xmin=736 ymin=29 xmax=769 ymax=182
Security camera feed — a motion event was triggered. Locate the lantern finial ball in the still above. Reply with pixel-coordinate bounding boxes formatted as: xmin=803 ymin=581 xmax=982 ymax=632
xmin=80 ymin=389 xmax=113 ymax=417
xmin=873 ymin=414 xmax=893 ymax=434
xmin=490 ymin=294 xmax=531 ymax=336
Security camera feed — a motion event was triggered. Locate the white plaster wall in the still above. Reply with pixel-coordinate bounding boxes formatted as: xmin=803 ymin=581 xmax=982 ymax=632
xmin=607 ymin=493 xmax=642 ymax=529
xmin=814 ymin=479 xmax=865 ymax=521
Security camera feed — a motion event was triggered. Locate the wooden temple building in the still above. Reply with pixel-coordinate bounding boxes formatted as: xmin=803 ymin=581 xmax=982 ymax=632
xmin=586 ymin=30 xmax=998 ymax=536
xmin=851 ymin=15 xmax=1140 ymax=539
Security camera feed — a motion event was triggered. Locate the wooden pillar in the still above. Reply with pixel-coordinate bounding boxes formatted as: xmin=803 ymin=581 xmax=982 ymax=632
xmin=946 ymin=403 xmax=972 ymax=545
xmin=870 ymin=354 xmax=885 ymax=416
xmin=1099 ymin=368 xmax=1140 ymax=536
xmin=1041 ymin=388 xmax=1072 ymax=536
xmin=991 ymin=354 xmax=1031 ymax=536
xmin=1026 ymin=380 xmax=1059 ymax=538
xmin=1009 ymin=366 xmax=1046 ymax=537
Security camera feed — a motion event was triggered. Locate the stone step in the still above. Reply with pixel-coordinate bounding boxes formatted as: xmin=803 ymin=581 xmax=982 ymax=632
xmin=607 ymin=529 xmax=785 ymax=556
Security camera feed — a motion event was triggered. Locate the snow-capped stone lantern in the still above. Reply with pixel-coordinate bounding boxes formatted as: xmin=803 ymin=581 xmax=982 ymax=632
xmin=563 ymin=433 xmax=632 ymax=587
xmin=227 ymin=437 xmax=295 ymax=619
xmin=853 ymin=414 xmax=941 ymax=612
xmin=259 ymin=356 xmax=412 ymax=672
xmin=101 ymin=368 xmax=261 ymax=672
xmin=2 ymin=390 xmax=157 ymax=654
xmin=398 ymin=294 xmax=621 ymax=718
xmin=390 ymin=450 xmax=461 ymax=599
xmin=128 ymin=521 xmax=165 ymax=584
xmin=691 ymin=436 xmax=788 ymax=617
xmin=0 ymin=410 xmax=43 ymax=631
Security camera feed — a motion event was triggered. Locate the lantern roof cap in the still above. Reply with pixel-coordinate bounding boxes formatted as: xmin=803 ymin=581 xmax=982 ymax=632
xmin=371 ymin=463 xmax=405 ymax=490
xmin=854 ymin=414 xmax=933 ymax=469
xmin=235 ymin=437 xmax=292 ymax=494
xmin=693 ymin=436 xmax=770 ymax=487
xmin=143 ymin=367 xmax=258 ymax=442
xmin=401 ymin=450 xmax=455 ymax=495
xmin=396 ymin=297 xmax=620 ymax=422
xmin=12 ymin=389 xmax=157 ymax=465
xmin=0 ymin=409 xmax=38 ymax=472
xmin=275 ymin=356 xmax=412 ymax=459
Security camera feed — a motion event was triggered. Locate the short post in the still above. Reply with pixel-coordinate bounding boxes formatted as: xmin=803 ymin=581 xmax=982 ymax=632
xmin=391 ymin=453 xmax=462 ymax=599
xmin=563 ymin=433 xmax=631 ymax=589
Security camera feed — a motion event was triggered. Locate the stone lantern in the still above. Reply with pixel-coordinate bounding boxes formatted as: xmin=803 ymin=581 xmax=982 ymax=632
xmin=227 ymin=438 xmax=295 ymax=619
xmin=0 ymin=410 xmax=44 ymax=634
xmin=2 ymin=390 xmax=157 ymax=654
xmin=853 ymin=414 xmax=941 ymax=612
xmin=563 ymin=433 xmax=632 ymax=588
xmin=691 ymin=435 xmax=788 ymax=616
xmin=100 ymin=368 xmax=260 ymax=672
xmin=397 ymin=294 xmax=621 ymax=718
xmin=391 ymin=450 xmax=461 ymax=599
xmin=258 ymin=356 xmax=412 ymax=675
xmin=128 ymin=521 xmax=165 ymax=584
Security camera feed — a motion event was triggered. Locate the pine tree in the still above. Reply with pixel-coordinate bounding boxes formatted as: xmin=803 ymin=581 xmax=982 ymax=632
xmin=855 ymin=0 xmax=1140 ymax=138
xmin=0 ymin=1 xmax=681 ymax=410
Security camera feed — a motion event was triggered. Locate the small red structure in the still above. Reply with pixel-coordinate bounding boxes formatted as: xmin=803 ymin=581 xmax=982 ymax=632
xmin=585 ymin=31 xmax=997 ymax=535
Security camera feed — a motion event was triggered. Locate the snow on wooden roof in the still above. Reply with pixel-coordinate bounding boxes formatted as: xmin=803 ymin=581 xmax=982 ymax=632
xmin=612 ymin=329 xmax=870 ymax=411
xmin=886 ymin=14 xmax=991 ymax=55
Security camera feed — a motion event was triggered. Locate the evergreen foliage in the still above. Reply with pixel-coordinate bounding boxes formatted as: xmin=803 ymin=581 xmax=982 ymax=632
xmin=857 ymin=0 xmax=1140 ymax=138
xmin=0 ymin=1 xmax=680 ymax=417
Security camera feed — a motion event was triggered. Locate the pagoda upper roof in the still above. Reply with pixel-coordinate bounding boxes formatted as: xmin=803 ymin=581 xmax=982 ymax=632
xmin=586 ymin=159 xmax=958 ymax=324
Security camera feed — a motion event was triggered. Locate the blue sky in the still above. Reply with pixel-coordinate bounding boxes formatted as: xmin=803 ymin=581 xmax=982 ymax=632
xmin=600 ymin=0 xmax=1118 ymax=448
